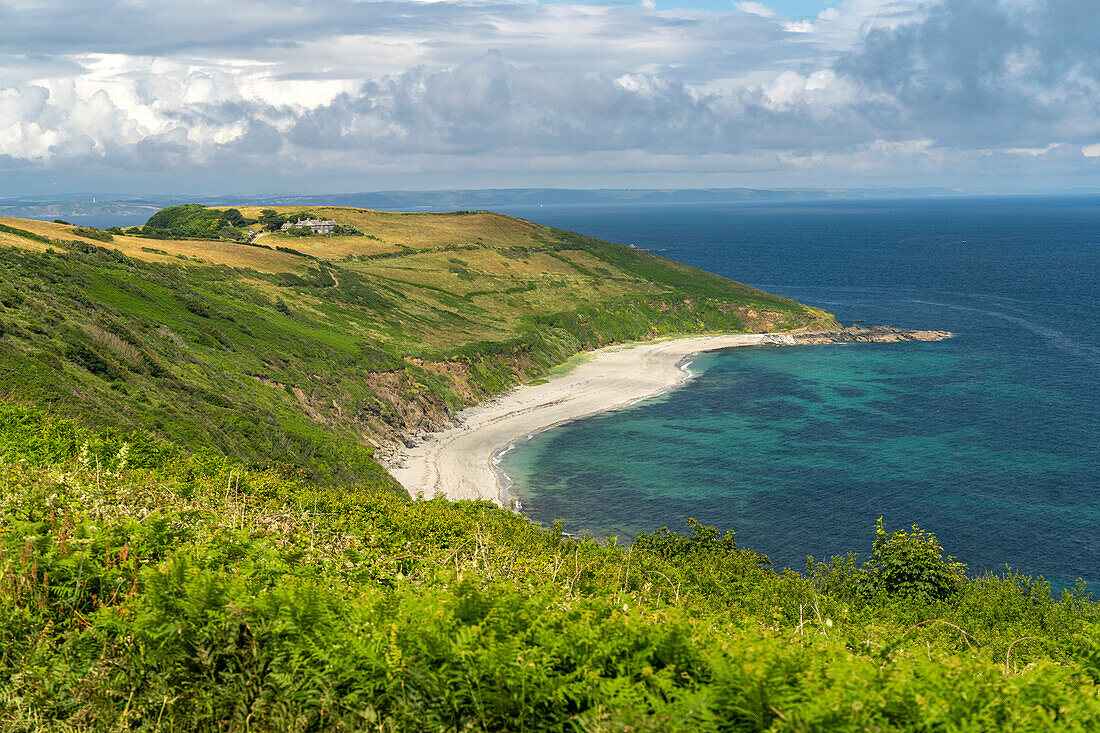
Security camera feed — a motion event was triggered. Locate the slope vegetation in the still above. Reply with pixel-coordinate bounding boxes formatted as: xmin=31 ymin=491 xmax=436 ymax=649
xmin=0 ymin=208 xmax=833 ymax=487
xmin=0 ymin=408 xmax=1096 ymax=730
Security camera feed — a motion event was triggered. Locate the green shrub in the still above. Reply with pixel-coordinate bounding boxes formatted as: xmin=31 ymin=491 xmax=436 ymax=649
xmin=866 ymin=517 xmax=967 ymax=601
xmin=634 ymin=517 xmax=741 ymax=560
xmin=72 ymin=226 xmax=114 ymax=242
xmin=218 ymin=225 xmax=244 ymax=240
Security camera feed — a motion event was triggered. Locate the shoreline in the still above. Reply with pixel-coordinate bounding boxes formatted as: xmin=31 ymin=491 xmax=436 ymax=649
xmin=489 ymin=347 xmax=707 ymax=510
xmin=386 ymin=327 xmax=950 ymax=507
xmin=388 ymin=332 xmax=789 ymax=505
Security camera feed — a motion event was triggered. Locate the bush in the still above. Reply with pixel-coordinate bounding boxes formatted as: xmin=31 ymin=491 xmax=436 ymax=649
xmin=221 ymin=208 xmax=246 ymax=227
xmin=634 ymin=517 xmax=740 ymax=560
xmin=72 ymin=226 xmax=114 ymax=243
xmin=218 ymin=225 xmax=244 ymax=241
xmin=866 ymin=518 xmax=967 ymax=601
xmin=0 ymin=445 xmax=1096 ymax=730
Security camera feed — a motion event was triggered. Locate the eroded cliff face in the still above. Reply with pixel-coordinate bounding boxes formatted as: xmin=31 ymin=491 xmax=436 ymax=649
xmin=257 ymin=351 xmax=542 ymax=466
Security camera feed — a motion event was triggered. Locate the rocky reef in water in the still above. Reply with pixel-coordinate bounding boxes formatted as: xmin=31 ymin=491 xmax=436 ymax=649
xmin=790 ymin=326 xmax=951 ymax=344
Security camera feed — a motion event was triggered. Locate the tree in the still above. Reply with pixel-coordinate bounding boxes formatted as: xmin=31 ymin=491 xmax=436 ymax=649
xmin=218 ymin=225 xmax=244 ymax=241
xmin=222 ymin=209 xmax=246 ymax=227
xmin=259 ymin=209 xmax=289 ymax=232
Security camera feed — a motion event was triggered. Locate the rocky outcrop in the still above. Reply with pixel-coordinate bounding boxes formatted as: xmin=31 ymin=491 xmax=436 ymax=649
xmin=790 ymin=326 xmax=951 ymax=345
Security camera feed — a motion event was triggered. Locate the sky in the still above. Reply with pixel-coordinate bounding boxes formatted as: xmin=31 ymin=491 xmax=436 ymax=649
xmin=1 ymin=0 xmax=1098 ymax=195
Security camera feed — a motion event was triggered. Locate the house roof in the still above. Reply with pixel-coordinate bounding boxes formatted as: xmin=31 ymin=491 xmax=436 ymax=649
xmin=282 ymin=218 xmax=337 ymax=229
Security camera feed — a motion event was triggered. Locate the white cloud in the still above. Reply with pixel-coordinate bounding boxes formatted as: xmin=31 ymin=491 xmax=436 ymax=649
xmin=733 ymin=2 xmax=776 ymax=18
xmin=783 ymin=20 xmax=815 ymax=32
xmin=871 ymin=138 xmax=936 ymax=155
xmin=1083 ymin=143 xmax=1100 ymax=158
xmin=1002 ymin=143 xmax=1059 ymax=156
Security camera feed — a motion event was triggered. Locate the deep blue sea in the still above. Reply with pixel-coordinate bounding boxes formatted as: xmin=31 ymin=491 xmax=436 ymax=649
xmin=494 ymin=197 xmax=1100 ymax=591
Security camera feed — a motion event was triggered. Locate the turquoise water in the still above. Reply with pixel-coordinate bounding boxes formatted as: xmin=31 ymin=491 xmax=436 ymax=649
xmin=497 ymin=198 xmax=1100 ymax=589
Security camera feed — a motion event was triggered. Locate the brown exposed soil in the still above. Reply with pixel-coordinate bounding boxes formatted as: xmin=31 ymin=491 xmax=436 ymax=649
xmin=257 ymin=350 xmax=547 ymax=466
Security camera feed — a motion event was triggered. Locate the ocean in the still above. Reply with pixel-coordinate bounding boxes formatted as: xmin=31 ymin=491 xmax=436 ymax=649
xmin=494 ymin=197 xmax=1100 ymax=591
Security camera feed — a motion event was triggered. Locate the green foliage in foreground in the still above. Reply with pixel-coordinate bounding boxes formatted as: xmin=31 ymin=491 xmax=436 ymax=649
xmin=1 ymin=408 xmax=1098 ymax=731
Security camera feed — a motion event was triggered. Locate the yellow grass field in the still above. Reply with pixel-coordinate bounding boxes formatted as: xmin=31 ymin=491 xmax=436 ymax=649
xmin=232 ymin=206 xmax=554 ymax=251
xmin=0 ymin=216 xmax=309 ymax=273
xmin=256 ymin=233 xmax=401 ymax=259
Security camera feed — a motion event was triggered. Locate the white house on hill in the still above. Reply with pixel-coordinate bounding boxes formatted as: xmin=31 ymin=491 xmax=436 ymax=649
xmin=281 ymin=218 xmax=337 ymax=234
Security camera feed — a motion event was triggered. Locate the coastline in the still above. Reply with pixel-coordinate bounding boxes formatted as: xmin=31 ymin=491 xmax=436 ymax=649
xmin=386 ymin=328 xmax=950 ymax=506
xmin=489 ymin=345 xmax=718 ymax=510
xmin=386 ymin=327 xmax=950 ymax=506
xmin=386 ymin=332 xmax=790 ymax=506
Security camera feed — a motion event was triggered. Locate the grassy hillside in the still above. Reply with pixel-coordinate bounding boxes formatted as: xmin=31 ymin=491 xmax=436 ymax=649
xmin=1 ymin=210 xmax=1097 ymax=729
xmin=0 ymin=407 xmax=1096 ymax=730
xmin=0 ymin=208 xmax=833 ymax=488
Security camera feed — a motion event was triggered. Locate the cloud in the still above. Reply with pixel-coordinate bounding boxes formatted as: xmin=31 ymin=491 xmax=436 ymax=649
xmin=0 ymin=0 xmax=1096 ymax=193
xmin=783 ymin=20 xmax=815 ymax=32
xmin=1000 ymin=143 xmax=1060 ymax=157
xmin=733 ymin=2 xmax=776 ymax=18
xmin=836 ymin=0 xmax=1100 ymax=148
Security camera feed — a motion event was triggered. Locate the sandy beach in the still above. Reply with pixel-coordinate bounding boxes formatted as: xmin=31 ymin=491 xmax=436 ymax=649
xmin=388 ymin=333 xmax=795 ymax=505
